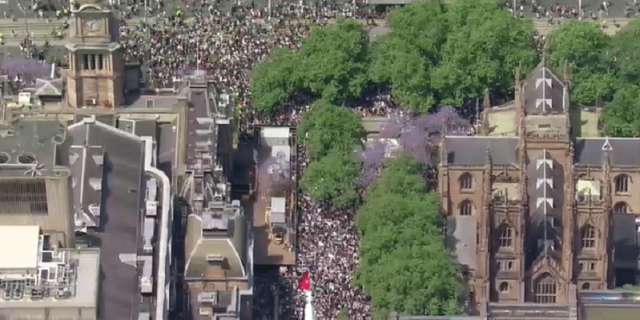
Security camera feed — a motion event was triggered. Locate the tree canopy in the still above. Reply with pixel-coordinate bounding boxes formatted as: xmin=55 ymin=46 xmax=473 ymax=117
xmin=300 ymin=149 xmax=360 ymax=207
xmin=298 ymin=101 xmax=364 ymax=206
xmin=298 ymin=100 xmax=365 ymax=161
xmin=371 ymin=0 xmax=538 ymax=110
xmin=544 ymin=19 xmax=640 ymax=136
xmin=601 ymin=85 xmax=640 ymax=137
xmin=355 ymin=156 xmax=461 ymax=316
xmin=250 ymin=19 xmax=370 ymax=112
xmin=547 ymin=21 xmax=617 ymax=105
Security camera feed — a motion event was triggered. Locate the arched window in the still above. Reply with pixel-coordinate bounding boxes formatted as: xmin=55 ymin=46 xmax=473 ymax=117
xmin=581 ymin=225 xmax=596 ymax=249
xmin=459 ymin=172 xmax=473 ymax=190
xmin=581 ymin=282 xmax=590 ymax=290
xmin=535 ymin=273 xmax=557 ymax=303
xmin=613 ymin=202 xmax=629 ymax=214
xmin=460 ymin=200 xmax=473 ymax=216
xmin=499 ymin=282 xmax=509 ymax=293
xmin=615 ymin=174 xmax=630 ymax=193
xmin=499 ymin=224 xmax=514 ymax=248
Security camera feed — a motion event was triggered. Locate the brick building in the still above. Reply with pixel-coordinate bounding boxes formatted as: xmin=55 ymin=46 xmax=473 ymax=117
xmin=439 ymin=62 xmax=640 ymax=318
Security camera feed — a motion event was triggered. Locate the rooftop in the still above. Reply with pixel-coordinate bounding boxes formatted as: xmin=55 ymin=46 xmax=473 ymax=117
xmin=0 ymin=248 xmax=100 ymax=310
xmin=0 ymin=119 xmax=67 ymax=177
xmin=0 ymin=226 xmax=40 ymax=270
xmin=67 ymin=118 xmax=147 ymax=320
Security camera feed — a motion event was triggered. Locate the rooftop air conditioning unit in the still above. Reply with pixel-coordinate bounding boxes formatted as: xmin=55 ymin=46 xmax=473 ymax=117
xmin=206 ymin=254 xmax=224 ymax=262
xmin=199 ymin=308 xmax=212 ymax=316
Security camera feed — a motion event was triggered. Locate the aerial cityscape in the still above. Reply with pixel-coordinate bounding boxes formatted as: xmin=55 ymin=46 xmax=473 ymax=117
xmin=0 ymin=0 xmax=639 ymax=319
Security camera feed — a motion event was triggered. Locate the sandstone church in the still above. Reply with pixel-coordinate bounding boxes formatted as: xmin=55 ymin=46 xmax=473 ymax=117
xmin=439 ymin=62 xmax=640 ymax=318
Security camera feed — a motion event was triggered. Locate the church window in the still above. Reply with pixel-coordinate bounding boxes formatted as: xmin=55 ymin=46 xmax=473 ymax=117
xmin=499 ymin=224 xmax=513 ymax=248
xmin=613 ymin=202 xmax=629 ymax=214
xmin=582 ymin=282 xmax=591 ymax=290
xmin=459 ymin=172 xmax=473 ymax=190
xmin=534 ymin=273 xmax=557 ymax=303
xmin=615 ymin=174 xmax=629 ymax=193
xmin=581 ymin=225 xmax=596 ymax=249
xmin=459 ymin=200 xmax=473 ymax=216
xmin=499 ymin=282 xmax=509 ymax=293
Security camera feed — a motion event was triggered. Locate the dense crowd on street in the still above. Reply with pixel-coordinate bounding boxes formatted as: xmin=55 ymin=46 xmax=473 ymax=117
xmin=118 ymin=2 xmax=393 ymax=320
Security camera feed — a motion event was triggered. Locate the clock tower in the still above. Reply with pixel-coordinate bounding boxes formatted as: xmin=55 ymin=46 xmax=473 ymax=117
xmin=65 ymin=0 xmax=124 ymax=109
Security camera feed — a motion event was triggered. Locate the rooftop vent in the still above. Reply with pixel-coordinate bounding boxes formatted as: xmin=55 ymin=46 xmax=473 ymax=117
xmin=206 ymin=254 xmax=224 ymax=262
xmin=145 ymin=99 xmax=154 ymax=108
xmin=18 ymin=153 xmax=36 ymax=164
xmin=0 ymin=152 xmax=9 ymax=164
xmin=52 ymin=134 xmax=64 ymax=144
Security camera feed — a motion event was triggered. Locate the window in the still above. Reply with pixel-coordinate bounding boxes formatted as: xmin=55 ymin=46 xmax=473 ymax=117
xmin=613 ymin=202 xmax=629 ymax=214
xmin=83 ymin=54 xmax=89 ymax=70
xmin=459 ymin=172 xmax=473 ymax=190
xmin=460 ymin=200 xmax=473 ymax=216
xmin=581 ymin=225 xmax=596 ymax=249
xmin=498 ymin=260 xmax=514 ymax=271
xmin=615 ymin=174 xmax=629 ymax=193
xmin=499 ymin=224 xmax=514 ymax=248
xmin=582 ymin=282 xmax=591 ymax=290
xmin=499 ymin=282 xmax=509 ymax=293
xmin=534 ymin=273 xmax=557 ymax=303
xmin=98 ymin=54 xmax=104 ymax=70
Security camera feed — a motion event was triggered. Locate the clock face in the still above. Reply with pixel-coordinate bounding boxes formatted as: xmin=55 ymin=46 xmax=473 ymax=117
xmin=85 ymin=19 xmax=100 ymax=31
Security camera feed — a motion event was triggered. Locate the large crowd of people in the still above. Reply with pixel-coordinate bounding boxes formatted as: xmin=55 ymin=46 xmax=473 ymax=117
xmin=116 ymin=3 xmax=394 ymax=320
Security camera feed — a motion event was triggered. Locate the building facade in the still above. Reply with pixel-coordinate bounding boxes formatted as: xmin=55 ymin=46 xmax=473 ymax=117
xmin=65 ymin=0 xmax=125 ymax=108
xmin=439 ymin=62 xmax=640 ymax=316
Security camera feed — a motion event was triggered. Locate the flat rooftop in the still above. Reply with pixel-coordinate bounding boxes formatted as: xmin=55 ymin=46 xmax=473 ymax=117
xmin=0 ymin=119 xmax=67 ymax=177
xmin=253 ymin=142 xmax=295 ymax=266
xmin=0 ymin=249 xmax=100 ymax=309
xmin=0 ymin=226 xmax=40 ymax=270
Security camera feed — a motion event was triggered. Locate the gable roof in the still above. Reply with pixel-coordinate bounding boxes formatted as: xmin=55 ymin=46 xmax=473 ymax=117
xmin=34 ymin=78 xmax=63 ymax=96
xmin=574 ymin=138 xmax=640 ymax=166
xmin=523 ymin=63 xmax=566 ymax=115
xmin=444 ymin=136 xmax=519 ymax=166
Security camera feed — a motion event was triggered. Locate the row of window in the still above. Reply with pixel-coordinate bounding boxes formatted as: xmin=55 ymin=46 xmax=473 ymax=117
xmin=81 ymin=54 xmax=106 ymax=71
xmin=498 ymin=274 xmax=558 ymax=303
xmin=499 ymin=277 xmax=593 ymax=301
xmin=472 ymin=223 xmax=597 ymax=250
xmin=457 ymin=199 xmax=630 ymax=216
xmin=458 ymin=172 xmax=633 ymax=194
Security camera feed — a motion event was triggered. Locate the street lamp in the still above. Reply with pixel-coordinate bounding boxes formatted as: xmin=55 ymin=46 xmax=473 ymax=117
xmin=16 ymin=1 xmax=30 ymax=41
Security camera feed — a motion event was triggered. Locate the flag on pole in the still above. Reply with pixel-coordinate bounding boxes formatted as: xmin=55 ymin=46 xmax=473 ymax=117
xmin=299 ymin=272 xmax=310 ymax=291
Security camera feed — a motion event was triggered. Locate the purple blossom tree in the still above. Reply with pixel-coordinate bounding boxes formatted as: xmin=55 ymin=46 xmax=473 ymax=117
xmin=360 ymin=106 xmax=471 ymax=188
xmin=257 ymin=156 xmax=292 ymax=192
xmin=0 ymin=58 xmax=52 ymax=81
xmin=359 ymin=141 xmax=386 ymax=188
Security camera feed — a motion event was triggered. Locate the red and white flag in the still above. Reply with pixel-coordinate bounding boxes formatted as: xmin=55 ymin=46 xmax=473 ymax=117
xmin=299 ymin=272 xmax=311 ymax=291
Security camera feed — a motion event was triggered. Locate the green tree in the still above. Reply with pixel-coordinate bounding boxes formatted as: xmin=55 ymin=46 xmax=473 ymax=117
xmin=355 ymin=156 xmax=461 ymax=316
xmin=369 ymin=0 xmax=448 ymax=111
xmin=547 ymin=21 xmax=616 ymax=105
xmin=432 ymin=0 xmax=538 ymax=106
xmin=601 ymin=85 xmax=640 ymax=137
xmin=250 ymin=48 xmax=299 ymax=112
xmin=298 ymin=100 xmax=364 ymax=161
xmin=250 ymin=19 xmax=370 ymax=112
xmin=300 ymin=150 xmax=360 ymax=207
xmin=610 ymin=19 xmax=640 ymax=85
xmin=371 ymin=0 xmax=537 ymax=110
